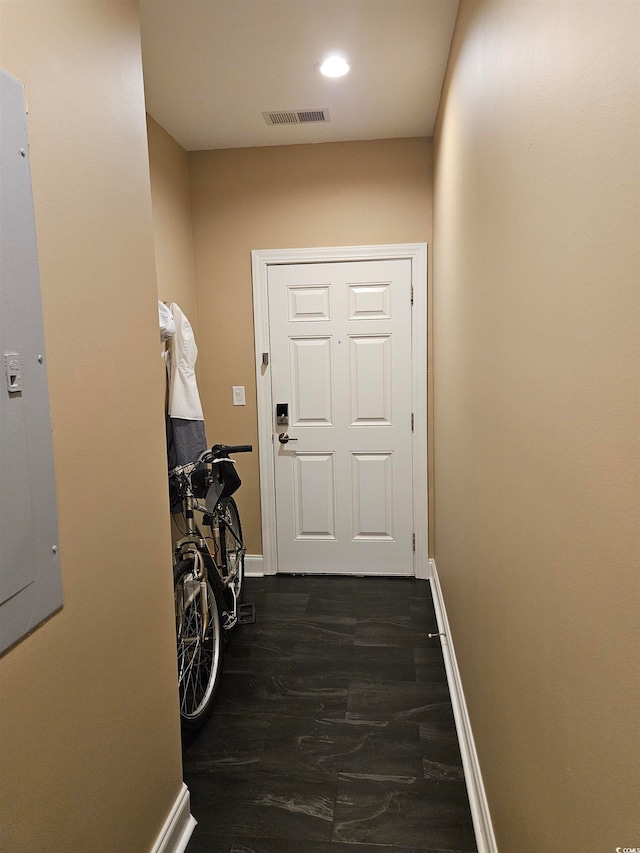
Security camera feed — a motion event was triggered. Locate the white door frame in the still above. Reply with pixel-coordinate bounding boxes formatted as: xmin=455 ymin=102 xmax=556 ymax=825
xmin=251 ymin=243 xmax=429 ymax=578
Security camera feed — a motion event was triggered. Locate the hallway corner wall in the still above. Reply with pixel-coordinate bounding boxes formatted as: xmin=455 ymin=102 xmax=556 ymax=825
xmin=147 ymin=114 xmax=200 ymax=338
xmin=432 ymin=2 xmax=640 ymax=850
xmin=188 ymin=138 xmax=433 ymax=555
xmin=0 ymin=3 xmax=183 ymax=851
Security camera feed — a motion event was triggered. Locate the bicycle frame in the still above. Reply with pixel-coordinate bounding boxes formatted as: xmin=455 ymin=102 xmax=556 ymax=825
xmin=172 ymin=443 xmax=251 ymax=632
xmin=174 ymin=489 xmax=240 ymax=630
xmin=171 ymin=443 xmax=252 ymax=730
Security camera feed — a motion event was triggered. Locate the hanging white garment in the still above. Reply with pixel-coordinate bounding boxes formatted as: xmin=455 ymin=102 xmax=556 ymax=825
xmin=167 ymin=302 xmax=204 ymax=421
xmin=158 ymin=300 xmax=175 ymax=343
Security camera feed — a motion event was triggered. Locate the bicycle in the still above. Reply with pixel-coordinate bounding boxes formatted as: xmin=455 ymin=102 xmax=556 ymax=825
xmin=170 ymin=443 xmax=253 ymax=730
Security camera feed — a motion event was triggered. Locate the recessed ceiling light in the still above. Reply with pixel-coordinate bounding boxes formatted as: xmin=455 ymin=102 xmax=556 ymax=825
xmin=317 ymin=55 xmax=350 ymax=78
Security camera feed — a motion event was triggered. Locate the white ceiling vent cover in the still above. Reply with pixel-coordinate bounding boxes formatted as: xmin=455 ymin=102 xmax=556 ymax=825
xmin=263 ymin=109 xmax=331 ymax=126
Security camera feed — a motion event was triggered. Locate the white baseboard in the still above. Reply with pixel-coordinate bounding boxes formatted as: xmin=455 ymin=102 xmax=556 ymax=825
xmin=151 ymin=783 xmax=197 ymax=853
xmin=245 ymin=554 xmax=264 ymax=577
xmin=429 ymin=559 xmax=498 ymax=853
xmin=246 ymin=553 xmax=432 ymax=580
xmin=415 ymin=554 xmax=433 ymax=580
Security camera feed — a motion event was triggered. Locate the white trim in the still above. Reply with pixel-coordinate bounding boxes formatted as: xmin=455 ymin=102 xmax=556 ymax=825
xmin=245 ymin=554 xmax=265 ymax=577
xmin=276 ymin=567 xmax=415 ymax=577
xmin=429 ymin=559 xmax=499 ymax=853
xmin=251 ymin=243 xmax=428 ymax=577
xmin=151 ymin=783 xmax=196 ymax=853
xmin=418 ymin=558 xmax=434 ymax=580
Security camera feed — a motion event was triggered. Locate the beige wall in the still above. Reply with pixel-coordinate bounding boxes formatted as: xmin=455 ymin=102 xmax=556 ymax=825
xmin=0 ymin=4 xmax=183 ymax=851
xmin=189 ymin=138 xmax=433 ymax=553
xmin=147 ymin=114 xmax=199 ymax=336
xmin=433 ymin=2 xmax=639 ymax=850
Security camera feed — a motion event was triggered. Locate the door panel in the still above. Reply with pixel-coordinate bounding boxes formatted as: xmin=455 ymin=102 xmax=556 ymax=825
xmin=348 ymin=282 xmax=391 ymax=320
xmin=349 ymin=334 xmax=392 ymax=425
xmin=351 ymin=452 xmax=394 ymax=541
xmin=268 ymin=258 xmax=413 ymax=575
xmin=293 ymin=453 xmax=336 ymax=540
xmin=290 ymin=337 xmax=333 ymax=426
xmin=288 ymin=285 xmax=331 ymax=322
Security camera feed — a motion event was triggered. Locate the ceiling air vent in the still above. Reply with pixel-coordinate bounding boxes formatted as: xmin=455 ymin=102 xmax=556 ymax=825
xmin=263 ymin=109 xmax=330 ymax=126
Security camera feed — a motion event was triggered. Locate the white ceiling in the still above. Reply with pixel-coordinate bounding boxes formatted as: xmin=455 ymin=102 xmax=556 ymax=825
xmin=139 ymin=0 xmax=459 ymax=151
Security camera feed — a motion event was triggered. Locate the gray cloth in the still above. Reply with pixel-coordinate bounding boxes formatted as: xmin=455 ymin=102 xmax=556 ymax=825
xmin=168 ymin=417 xmax=207 ymax=468
xmin=167 ymin=417 xmax=207 ymax=514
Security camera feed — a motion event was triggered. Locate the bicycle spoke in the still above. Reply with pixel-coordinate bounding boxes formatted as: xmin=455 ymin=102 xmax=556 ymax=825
xmin=175 ymin=572 xmax=221 ymax=720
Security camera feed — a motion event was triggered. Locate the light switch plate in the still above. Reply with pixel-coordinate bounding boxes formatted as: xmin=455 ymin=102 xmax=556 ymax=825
xmin=232 ymin=385 xmax=246 ymax=406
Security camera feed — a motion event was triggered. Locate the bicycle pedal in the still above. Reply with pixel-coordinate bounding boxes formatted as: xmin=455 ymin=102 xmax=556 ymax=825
xmin=238 ymin=603 xmax=256 ymax=625
xmin=222 ymin=612 xmax=237 ymax=631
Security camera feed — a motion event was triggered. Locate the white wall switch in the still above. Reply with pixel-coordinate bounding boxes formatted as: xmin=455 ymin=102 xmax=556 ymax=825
xmin=232 ymin=385 xmax=246 ymax=406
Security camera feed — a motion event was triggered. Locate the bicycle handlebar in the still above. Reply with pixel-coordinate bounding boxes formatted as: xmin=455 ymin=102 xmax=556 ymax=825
xmin=210 ymin=444 xmax=252 ymax=456
xmin=170 ymin=444 xmax=253 ymax=477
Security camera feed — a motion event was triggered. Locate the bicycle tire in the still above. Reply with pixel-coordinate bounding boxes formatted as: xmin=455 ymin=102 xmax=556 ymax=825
xmin=173 ymin=557 xmax=224 ymax=730
xmin=218 ymin=497 xmax=245 ymax=609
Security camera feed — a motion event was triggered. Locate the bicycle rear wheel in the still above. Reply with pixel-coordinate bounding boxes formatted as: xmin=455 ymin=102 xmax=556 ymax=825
xmin=219 ymin=497 xmax=244 ymax=608
xmin=174 ymin=558 xmax=224 ymax=730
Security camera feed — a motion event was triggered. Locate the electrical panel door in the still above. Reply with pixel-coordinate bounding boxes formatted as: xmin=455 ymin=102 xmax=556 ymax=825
xmin=1 ymin=68 xmax=62 ymax=655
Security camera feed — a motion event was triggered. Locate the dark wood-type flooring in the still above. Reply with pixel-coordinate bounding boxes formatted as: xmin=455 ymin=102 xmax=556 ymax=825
xmin=183 ymin=574 xmax=477 ymax=853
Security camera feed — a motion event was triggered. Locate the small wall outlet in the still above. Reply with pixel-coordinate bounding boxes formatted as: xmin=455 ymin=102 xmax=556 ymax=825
xmin=232 ymin=385 xmax=246 ymax=406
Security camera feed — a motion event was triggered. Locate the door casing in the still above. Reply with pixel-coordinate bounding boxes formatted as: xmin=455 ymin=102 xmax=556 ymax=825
xmin=251 ymin=243 xmax=429 ymax=578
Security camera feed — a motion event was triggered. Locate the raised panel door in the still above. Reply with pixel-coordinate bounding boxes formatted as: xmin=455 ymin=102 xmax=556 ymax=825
xmin=268 ymin=258 xmax=413 ymax=575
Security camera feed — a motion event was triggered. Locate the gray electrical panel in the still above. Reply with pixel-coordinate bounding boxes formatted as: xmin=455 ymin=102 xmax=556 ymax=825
xmin=1 ymin=68 xmax=62 ymax=655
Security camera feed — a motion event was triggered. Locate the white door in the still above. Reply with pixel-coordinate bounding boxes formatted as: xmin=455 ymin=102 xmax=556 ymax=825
xmin=267 ymin=258 xmax=414 ymax=575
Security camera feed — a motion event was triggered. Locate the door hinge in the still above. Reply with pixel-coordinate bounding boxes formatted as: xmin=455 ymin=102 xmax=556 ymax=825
xmin=411 ymin=413 xmax=414 ymax=432
xmin=410 ymin=285 xmax=414 ymax=305
xmin=412 ymin=533 xmax=416 ymax=553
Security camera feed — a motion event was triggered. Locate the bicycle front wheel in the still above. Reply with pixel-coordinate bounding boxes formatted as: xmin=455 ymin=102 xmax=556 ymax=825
xmin=219 ymin=497 xmax=245 ymax=607
xmin=174 ymin=558 xmax=224 ymax=730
